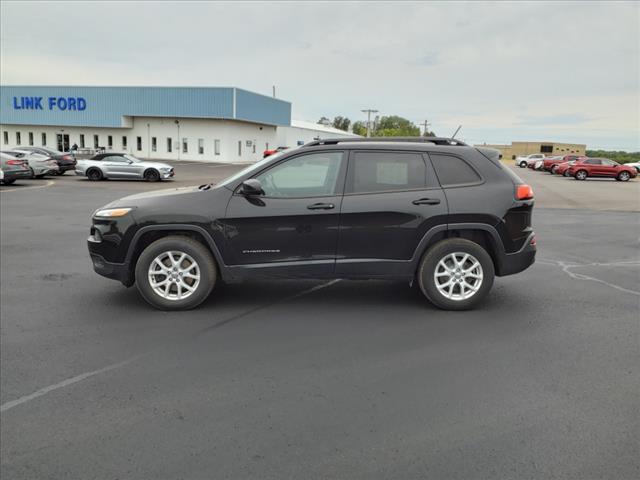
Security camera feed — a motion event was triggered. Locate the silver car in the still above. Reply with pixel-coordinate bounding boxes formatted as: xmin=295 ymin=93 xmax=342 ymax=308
xmin=3 ymin=149 xmax=59 ymax=178
xmin=75 ymin=153 xmax=174 ymax=182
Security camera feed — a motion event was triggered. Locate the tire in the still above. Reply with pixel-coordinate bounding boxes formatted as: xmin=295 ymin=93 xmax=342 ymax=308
xmin=29 ymin=167 xmax=35 ymax=179
xmin=563 ymin=170 xmax=571 ymax=177
xmin=87 ymin=168 xmax=103 ymax=181
xmin=575 ymin=169 xmax=588 ymax=180
xmin=56 ymin=170 xmax=65 ymax=176
xmin=551 ymin=165 xmax=559 ymax=174
xmin=35 ymin=174 xmax=46 ymax=179
xmin=2 ymin=179 xmax=15 ymax=185
xmin=144 ymin=169 xmax=160 ymax=182
xmin=135 ymin=236 xmax=217 ymax=311
xmin=519 ymin=161 xmax=527 ymax=168
xmin=617 ymin=171 xmax=630 ymax=182
xmin=417 ymin=238 xmax=495 ymax=311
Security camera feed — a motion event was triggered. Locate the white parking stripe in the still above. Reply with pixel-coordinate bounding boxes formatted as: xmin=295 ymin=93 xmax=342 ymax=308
xmin=0 ymin=180 xmax=55 ymax=193
xmin=0 ymin=356 xmax=142 ymax=414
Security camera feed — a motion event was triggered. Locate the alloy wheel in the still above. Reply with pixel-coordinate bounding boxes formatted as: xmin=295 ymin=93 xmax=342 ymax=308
xmin=433 ymin=252 xmax=483 ymax=301
xmin=148 ymin=250 xmax=201 ymax=301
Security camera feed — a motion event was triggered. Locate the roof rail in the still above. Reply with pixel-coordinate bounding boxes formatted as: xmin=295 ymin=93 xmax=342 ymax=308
xmin=302 ymin=137 xmax=469 ymax=147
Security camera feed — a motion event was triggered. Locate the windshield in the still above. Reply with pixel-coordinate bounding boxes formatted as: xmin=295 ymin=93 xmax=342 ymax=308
xmin=216 ymin=147 xmax=299 ymax=187
xmin=124 ymin=154 xmax=143 ymax=163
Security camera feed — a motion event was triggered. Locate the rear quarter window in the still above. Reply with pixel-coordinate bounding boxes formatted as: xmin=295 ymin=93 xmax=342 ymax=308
xmin=429 ymin=154 xmax=482 ymax=187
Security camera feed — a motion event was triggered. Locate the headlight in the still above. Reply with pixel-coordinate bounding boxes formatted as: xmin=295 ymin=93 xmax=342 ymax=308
xmin=94 ymin=208 xmax=132 ymax=218
xmin=160 ymin=167 xmax=172 ymax=171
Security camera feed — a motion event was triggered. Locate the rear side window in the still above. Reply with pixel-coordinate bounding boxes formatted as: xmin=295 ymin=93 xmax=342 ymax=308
xmin=348 ymin=151 xmax=426 ymax=194
xmin=430 ymin=154 xmax=482 ymax=187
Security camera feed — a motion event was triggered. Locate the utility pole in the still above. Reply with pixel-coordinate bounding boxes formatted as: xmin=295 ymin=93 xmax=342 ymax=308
xmin=361 ymin=109 xmax=378 ymax=137
xmin=420 ymin=119 xmax=431 ymax=137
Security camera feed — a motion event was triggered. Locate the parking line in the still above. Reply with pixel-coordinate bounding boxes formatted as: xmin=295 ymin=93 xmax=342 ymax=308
xmin=0 ymin=180 xmax=55 ymax=193
xmin=0 ymin=355 xmax=143 ymax=414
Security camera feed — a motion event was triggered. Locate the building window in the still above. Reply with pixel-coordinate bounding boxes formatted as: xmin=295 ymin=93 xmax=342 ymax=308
xmin=214 ymin=139 xmax=220 ymax=155
xmin=151 ymin=137 xmax=157 ymax=152
xmin=28 ymin=132 xmax=34 ymax=146
xmin=167 ymin=138 xmax=172 ymax=153
xmin=136 ymin=136 xmax=142 ymax=151
xmin=3 ymin=131 xmax=8 ymax=145
xmin=198 ymin=138 xmax=204 ymax=154
xmin=107 ymin=135 xmax=113 ymax=149
xmin=79 ymin=134 xmax=85 ymax=148
xmin=41 ymin=132 xmax=47 ymax=146
xmin=93 ymin=134 xmax=99 ymax=149
xmin=238 ymin=141 xmax=242 ymax=156
xmin=182 ymin=138 xmax=188 ymax=153
xmin=252 ymin=142 xmax=256 ymax=154
xmin=16 ymin=132 xmax=21 ymax=145
xmin=122 ymin=136 xmax=127 ymax=149
xmin=540 ymin=145 xmax=553 ymax=153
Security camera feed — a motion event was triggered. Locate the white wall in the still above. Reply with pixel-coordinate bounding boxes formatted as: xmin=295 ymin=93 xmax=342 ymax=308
xmin=1 ymin=118 xmax=279 ymax=163
xmin=276 ymin=124 xmax=358 ymax=148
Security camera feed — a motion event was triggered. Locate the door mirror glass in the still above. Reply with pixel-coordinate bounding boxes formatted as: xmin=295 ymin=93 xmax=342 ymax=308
xmin=240 ymin=179 xmax=264 ymax=196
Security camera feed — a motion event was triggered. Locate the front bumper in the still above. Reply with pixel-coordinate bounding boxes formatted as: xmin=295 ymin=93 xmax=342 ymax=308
xmin=89 ymin=253 xmax=133 ymax=286
xmin=161 ymin=169 xmax=175 ymax=179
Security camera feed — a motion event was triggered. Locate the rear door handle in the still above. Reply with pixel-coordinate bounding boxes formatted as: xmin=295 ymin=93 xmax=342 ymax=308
xmin=307 ymin=202 xmax=335 ymax=210
xmin=412 ymin=198 xmax=441 ymax=205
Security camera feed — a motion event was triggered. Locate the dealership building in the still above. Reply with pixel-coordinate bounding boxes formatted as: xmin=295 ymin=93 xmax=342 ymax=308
xmin=477 ymin=141 xmax=587 ymax=161
xmin=0 ymin=86 xmax=356 ymax=163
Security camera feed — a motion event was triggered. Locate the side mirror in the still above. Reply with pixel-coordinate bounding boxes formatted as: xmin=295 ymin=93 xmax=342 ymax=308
xmin=240 ymin=179 xmax=264 ymax=196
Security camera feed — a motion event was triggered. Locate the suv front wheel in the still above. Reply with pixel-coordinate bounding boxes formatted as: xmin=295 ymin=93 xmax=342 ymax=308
xmin=135 ymin=236 xmax=217 ymax=310
xmin=418 ymin=239 xmax=495 ymax=310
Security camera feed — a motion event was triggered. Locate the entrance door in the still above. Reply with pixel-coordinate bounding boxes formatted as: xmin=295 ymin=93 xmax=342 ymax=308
xmin=56 ymin=134 xmax=70 ymax=152
xmin=223 ymin=150 xmax=347 ymax=277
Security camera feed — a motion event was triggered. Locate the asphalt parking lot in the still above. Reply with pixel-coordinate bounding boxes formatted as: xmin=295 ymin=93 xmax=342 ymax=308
xmin=1 ymin=163 xmax=639 ymax=479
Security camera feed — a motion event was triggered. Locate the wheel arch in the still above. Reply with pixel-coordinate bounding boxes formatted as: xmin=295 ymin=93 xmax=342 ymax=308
xmin=125 ymin=225 xmax=232 ymax=284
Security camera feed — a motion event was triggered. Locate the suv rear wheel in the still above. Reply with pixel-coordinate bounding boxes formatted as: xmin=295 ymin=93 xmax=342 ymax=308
xmin=135 ymin=236 xmax=217 ymax=310
xmin=418 ymin=238 xmax=494 ymax=310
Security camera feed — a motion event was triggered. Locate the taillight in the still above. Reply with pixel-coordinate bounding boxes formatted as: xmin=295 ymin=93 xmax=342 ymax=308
xmin=516 ymin=184 xmax=534 ymax=200
xmin=7 ymin=160 xmax=23 ymax=165
xmin=63 ymin=155 xmax=71 ymax=160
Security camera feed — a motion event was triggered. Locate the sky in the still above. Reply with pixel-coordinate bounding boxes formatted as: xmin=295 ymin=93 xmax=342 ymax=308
xmin=1 ymin=1 xmax=639 ymax=150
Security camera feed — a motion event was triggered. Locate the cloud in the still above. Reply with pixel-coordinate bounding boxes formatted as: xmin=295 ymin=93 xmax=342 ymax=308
xmin=1 ymin=1 xmax=638 ymax=150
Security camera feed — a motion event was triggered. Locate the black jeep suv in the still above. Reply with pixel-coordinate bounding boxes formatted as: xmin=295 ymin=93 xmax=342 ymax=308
xmin=87 ymin=137 xmax=536 ymax=311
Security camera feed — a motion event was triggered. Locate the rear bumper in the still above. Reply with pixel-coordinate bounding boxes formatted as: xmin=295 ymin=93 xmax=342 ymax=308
xmin=3 ymin=169 xmax=32 ymax=180
xmin=496 ymin=235 xmax=536 ymax=277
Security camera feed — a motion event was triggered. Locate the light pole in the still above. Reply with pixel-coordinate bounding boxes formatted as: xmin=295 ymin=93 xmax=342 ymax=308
xmin=361 ymin=109 xmax=378 ymax=137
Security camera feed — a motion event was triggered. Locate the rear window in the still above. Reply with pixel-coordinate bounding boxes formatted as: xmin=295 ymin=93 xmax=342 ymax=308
xmin=430 ymin=154 xmax=482 ymax=187
xmin=348 ymin=151 xmax=426 ymax=194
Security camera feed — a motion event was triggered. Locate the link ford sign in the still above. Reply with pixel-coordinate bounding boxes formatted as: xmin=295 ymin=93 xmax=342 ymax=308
xmin=12 ymin=96 xmax=87 ymax=111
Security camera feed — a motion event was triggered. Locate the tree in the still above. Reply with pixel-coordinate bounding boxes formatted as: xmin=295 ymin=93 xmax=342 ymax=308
xmin=317 ymin=116 xmax=331 ymax=126
xmin=373 ymin=116 xmax=420 ymax=136
xmin=352 ymin=121 xmax=367 ymax=136
xmin=332 ymin=116 xmax=351 ymax=132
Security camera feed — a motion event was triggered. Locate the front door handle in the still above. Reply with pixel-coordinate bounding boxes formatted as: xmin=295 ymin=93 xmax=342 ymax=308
xmin=412 ymin=198 xmax=441 ymax=205
xmin=307 ymin=202 xmax=335 ymax=210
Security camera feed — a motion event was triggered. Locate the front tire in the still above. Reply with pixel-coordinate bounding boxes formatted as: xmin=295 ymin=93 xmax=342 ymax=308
xmin=518 ymin=161 xmax=527 ymax=168
xmin=144 ymin=169 xmax=160 ymax=182
xmin=135 ymin=236 xmax=217 ymax=310
xmin=618 ymin=171 xmax=630 ymax=182
xmin=417 ymin=238 xmax=495 ymax=311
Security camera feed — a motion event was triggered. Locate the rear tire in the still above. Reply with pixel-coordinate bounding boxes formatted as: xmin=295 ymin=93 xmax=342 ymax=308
xmin=144 ymin=169 xmax=160 ymax=182
xmin=87 ymin=168 xmax=103 ymax=181
xmin=417 ymin=238 xmax=495 ymax=311
xmin=135 ymin=236 xmax=217 ymax=311
xmin=519 ymin=161 xmax=527 ymax=168
xmin=575 ymin=169 xmax=588 ymax=180
xmin=617 ymin=171 xmax=630 ymax=182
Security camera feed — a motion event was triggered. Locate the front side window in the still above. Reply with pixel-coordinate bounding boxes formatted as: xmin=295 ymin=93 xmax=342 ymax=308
xmin=430 ymin=154 xmax=482 ymax=187
xmin=585 ymin=159 xmax=602 ymax=165
xmin=348 ymin=151 xmax=426 ymax=194
xmin=255 ymin=151 xmax=344 ymax=198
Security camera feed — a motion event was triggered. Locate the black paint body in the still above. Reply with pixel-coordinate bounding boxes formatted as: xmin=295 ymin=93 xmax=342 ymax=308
xmin=87 ymin=142 xmax=536 ymax=286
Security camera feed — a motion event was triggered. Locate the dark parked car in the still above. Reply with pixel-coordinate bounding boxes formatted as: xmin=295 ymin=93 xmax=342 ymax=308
xmin=87 ymin=137 xmax=536 ymax=311
xmin=567 ymin=157 xmax=637 ymax=181
xmin=17 ymin=146 xmax=76 ymax=174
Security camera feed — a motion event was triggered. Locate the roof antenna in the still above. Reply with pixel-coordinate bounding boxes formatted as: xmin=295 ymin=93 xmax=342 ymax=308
xmin=451 ymin=125 xmax=462 ymax=140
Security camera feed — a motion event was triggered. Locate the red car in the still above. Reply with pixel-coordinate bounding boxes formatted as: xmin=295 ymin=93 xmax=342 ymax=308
xmin=262 ymin=146 xmax=289 ymax=158
xmin=555 ymin=160 xmax=577 ymax=176
xmin=544 ymin=154 xmax=585 ymax=173
xmin=567 ymin=158 xmax=637 ymax=181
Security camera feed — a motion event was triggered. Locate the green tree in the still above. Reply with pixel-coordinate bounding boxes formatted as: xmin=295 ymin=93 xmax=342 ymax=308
xmin=317 ymin=116 xmax=331 ymax=126
xmin=585 ymin=150 xmax=640 ymax=164
xmin=352 ymin=121 xmax=367 ymax=136
xmin=373 ymin=116 xmax=420 ymax=136
xmin=332 ymin=116 xmax=351 ymax=132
